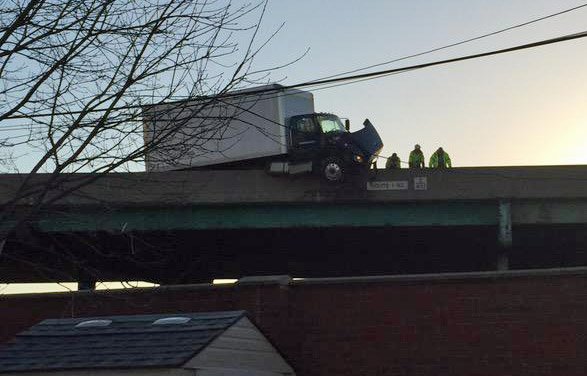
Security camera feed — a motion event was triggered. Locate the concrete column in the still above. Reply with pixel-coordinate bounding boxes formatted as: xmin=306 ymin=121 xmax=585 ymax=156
xmin=497 ymin=200 xmax=512 ymax=270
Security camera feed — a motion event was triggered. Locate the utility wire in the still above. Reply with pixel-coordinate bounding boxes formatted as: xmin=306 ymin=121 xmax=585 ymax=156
xmin=4 ymin=29 xmax=587 ymax=121
xmin=2 ymin=3 xmax=587 ymax=140
xmin=0 ymin=25 xmax=582 ymax=143
xmin=311 ymin=2 xmax=587 ymax=82
xmin=7 ymin=27 xmax=587 ymax=131
xmin=0 ymin=69 xmax=413 ymax=136
xmin=9 ymin=33 xmax=587 ymax=127
xmin=224 ymin=30 xmax=587 ymax=97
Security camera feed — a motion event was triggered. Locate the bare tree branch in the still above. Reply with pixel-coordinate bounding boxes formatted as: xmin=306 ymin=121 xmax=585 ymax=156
xmin=0 ymin=0 xmax=296 ymax=286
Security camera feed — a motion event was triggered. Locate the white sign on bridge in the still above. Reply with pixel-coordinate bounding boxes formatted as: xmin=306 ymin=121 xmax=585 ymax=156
xmin=414 ymin=177 xmax=428 ymax=190
xmin=366 ymin=181 xmax=409 ymax=191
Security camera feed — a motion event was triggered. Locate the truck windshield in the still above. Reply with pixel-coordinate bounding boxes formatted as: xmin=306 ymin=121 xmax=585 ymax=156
xmin=317 ymin=115 xmax=346 ymax=133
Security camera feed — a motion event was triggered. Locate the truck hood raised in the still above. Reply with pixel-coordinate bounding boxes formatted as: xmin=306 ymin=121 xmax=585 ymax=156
xmin=349 ymin=119 xmax=383 ymax=160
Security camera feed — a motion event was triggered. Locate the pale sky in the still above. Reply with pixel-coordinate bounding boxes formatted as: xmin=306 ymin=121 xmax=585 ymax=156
xmin=5 ymin=1 xmax=587 ymax=171
xmin=252 ymin=0 xmax=587 ymax=166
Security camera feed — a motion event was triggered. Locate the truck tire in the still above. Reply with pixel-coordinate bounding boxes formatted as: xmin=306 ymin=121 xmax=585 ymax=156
xmin=321 ymin=157 xmax=345 ymax=183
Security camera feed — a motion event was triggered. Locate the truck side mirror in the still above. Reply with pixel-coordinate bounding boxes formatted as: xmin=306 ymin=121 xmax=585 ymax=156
xmin=345 ymin=119 xmax=350 ymax=131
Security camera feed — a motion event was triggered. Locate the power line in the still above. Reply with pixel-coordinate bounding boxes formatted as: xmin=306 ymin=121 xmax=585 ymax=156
xmin=3 ymin=2 xmax=587 ymax=137
xmin=4 ymin=29 xmax=587 ymax=121
xmin=311 ymin=2 xmax=587 ymax=82
xmin=227 ymin=30 xmax=587 ymax=97
xmin=0 ymin=68 xmax=414 ymax=135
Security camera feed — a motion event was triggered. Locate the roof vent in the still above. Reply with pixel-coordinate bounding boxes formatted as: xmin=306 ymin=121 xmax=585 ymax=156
xmin=75 ymin=319 xmax=112 ymax=328
xmin=152 ymin=317 xmax=191 ymax=325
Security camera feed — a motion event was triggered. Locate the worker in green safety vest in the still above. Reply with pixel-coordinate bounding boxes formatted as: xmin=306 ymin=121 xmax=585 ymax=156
xmin=408 ymin=144 xmax=425 ymax=168
xmin=429 ymin=147 xmax=452 ymax=168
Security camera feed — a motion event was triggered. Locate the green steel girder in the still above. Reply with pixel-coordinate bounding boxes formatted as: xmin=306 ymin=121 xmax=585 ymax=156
xmin=35 ymin=201 xmax=498 ymax=232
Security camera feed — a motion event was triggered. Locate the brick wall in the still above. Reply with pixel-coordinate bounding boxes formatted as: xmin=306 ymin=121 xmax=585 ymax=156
xmin=2 ymin=271 xmax=587 ymax=376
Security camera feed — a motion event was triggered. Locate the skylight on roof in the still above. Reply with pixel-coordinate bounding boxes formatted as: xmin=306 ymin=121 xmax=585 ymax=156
xmin=152 ymin=317 xmax=191 ymax=325
xmin=75 ymin=319 xmax=112 ymax=328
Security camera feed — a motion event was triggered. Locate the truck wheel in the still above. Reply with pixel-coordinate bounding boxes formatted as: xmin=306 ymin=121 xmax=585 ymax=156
xmin=321 ymin=157 xmax=345 ymax=183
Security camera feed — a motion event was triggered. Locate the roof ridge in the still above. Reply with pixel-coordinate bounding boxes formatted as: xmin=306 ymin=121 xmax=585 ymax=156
xmin=37 ymin=310 xmax=246 ymax=324
xmin=18 ymin=325 xmax=230 ymax=337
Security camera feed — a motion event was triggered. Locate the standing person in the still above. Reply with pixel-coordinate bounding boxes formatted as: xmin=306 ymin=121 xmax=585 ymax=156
xmin=385 ymin=153 xmax=401 ymax=169
xmin=408 ymin=144 xmax=425 ymax=168
xmin=429 ymin=147 xmax=452 ymax=168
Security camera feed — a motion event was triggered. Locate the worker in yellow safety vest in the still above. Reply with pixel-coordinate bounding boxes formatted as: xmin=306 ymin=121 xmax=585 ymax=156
xmin=429 ymin=147 xmax=452 ymax=168
xmin=408 ymin=144 xmax=425 ymax=168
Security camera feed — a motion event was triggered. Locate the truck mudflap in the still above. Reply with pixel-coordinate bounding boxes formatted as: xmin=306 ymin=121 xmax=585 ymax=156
xmin=350 ymin=119 xmax=384 ymax=161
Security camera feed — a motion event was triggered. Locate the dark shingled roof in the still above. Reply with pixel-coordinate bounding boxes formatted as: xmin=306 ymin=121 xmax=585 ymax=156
xmin=0 ymin=311 xmax=246 ymax=373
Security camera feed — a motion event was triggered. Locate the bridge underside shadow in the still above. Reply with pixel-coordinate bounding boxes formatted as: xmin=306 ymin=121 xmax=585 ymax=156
xmin=2 ymin=224 xmax=587 ymax=284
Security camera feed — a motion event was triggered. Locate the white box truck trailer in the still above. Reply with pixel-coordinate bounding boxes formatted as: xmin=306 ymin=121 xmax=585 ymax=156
xmin=143 ymin=84 xmax=383 ymax=182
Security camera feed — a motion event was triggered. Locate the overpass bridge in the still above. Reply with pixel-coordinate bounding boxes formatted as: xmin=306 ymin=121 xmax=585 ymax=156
xmin=1 ymin=165 xmax=587 ymax=284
